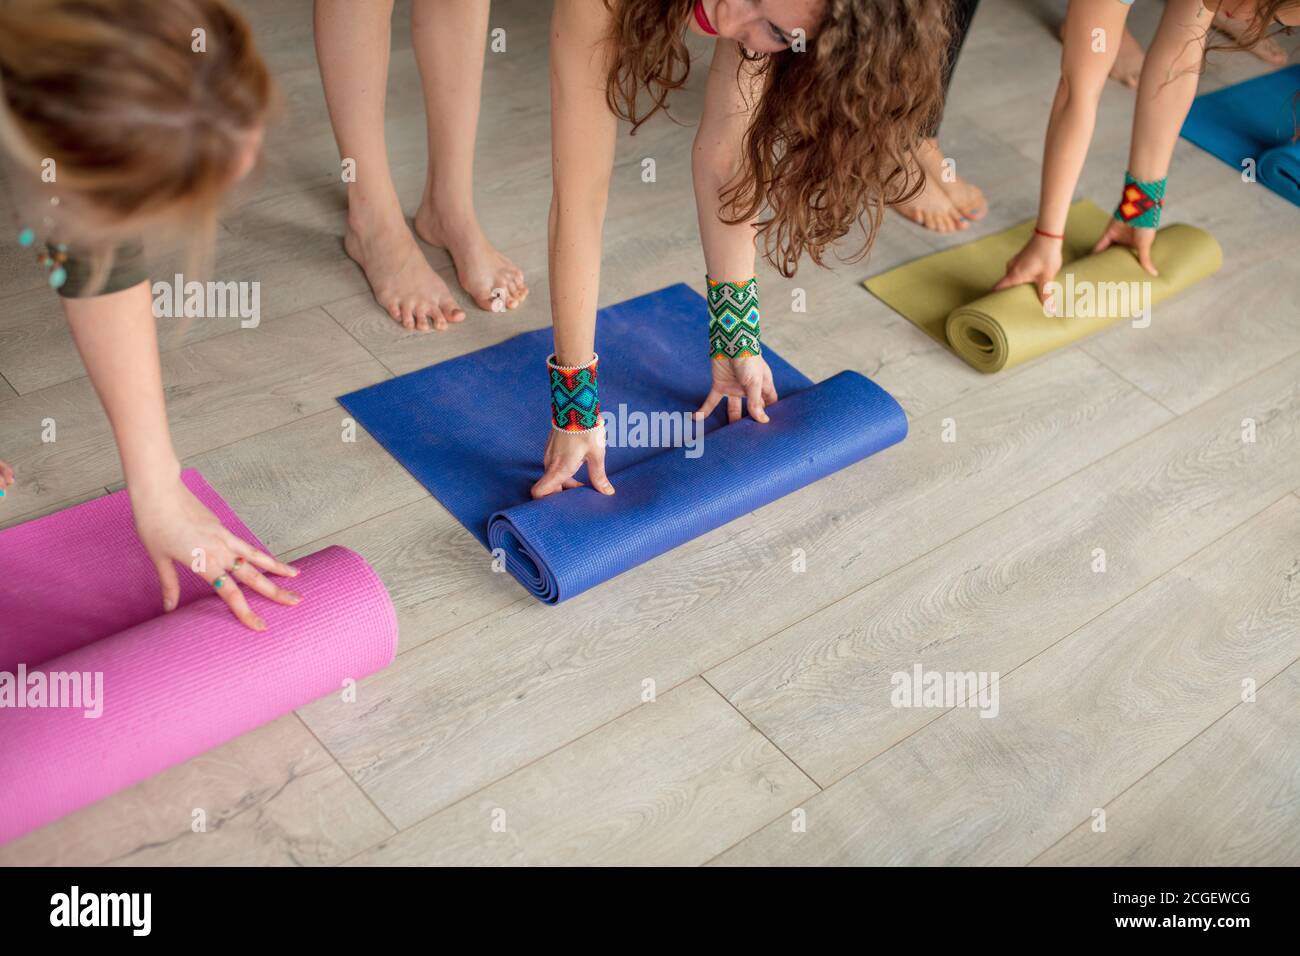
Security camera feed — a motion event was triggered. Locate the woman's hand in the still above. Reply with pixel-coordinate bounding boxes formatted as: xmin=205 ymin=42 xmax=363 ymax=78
xmin=131 ymin=475 xmax=301 ymax=631
xmin=993 ymin=232 xmax=1065 ymax=312
xmin=531 ymin=426 xmax=615 ymax=499
xmin=1091 ymin=219 xmax=1159 ymax=276
xmin=694 ymin=356 xmax=778 ymax=424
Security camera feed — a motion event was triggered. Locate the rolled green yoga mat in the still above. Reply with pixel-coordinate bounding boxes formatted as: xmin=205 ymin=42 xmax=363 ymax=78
xmin=863 ymin=201 xmax=1223 ymax=373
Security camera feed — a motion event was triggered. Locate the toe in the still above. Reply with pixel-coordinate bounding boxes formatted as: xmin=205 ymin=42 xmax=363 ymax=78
xmin=444 ymin=299 xmax=466 ymax=324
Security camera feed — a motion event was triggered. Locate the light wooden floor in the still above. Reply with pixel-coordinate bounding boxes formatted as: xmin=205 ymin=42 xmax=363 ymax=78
xmin=1 ymin=0 xmax=1298 ymax=866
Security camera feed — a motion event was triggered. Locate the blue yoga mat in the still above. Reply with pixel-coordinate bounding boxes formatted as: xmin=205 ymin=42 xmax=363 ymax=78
xmin=1181 ymin=65 xmax=1300 ymax=207
xmin=339 ymin=283 xmax=908 ymax=604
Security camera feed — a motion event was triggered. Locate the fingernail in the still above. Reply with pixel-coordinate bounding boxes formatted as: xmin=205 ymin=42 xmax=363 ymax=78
xmin=163 ymin=598 xmax=176 ymax=612
xmin=288 ymin=566 xmax=300 ymax=577
xmin=286 ymin=592 xmax=303 ymax=605
xmin=253 ymin=616 xmax=268 ymax=631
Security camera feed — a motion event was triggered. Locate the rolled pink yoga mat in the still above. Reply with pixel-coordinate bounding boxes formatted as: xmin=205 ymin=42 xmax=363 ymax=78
xmin=0 ymin=470 xmax=398 ymax=845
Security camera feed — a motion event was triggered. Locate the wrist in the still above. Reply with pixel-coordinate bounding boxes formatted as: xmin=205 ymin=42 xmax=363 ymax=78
xmin=706 ymin=275 xmax=761 ymax=360
xmin=548 ymin=352 xmax=601 ymax=433
xmin=124 ymin=453 xmax=182 ymax=499
xmin=1114 ymin=171 xmax=1167 ymax=229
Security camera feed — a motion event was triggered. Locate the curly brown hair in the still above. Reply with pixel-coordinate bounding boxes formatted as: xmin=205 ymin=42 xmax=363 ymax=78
xmin=604 ymin=0 xmax=954 ymax=276
xmin=1208 ymin=0 xmax=1299 ymax=54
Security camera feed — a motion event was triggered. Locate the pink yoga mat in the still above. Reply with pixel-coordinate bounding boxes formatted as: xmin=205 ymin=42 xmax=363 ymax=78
xmin=0 ymin=471 xmax=397 ymax=845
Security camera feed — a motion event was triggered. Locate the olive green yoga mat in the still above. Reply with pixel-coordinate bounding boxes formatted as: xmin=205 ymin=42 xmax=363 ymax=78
xmin=863 ymin=201 xmax=1223 ymax=373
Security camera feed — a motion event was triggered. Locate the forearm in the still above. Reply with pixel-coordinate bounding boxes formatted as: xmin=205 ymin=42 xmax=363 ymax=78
xmin=548 ymin=0 xmax=617 ymax=368
xmin=1127 ymin=0 xmax=1208 ymax=181
xmin=63 ymin=281 xmax=180 ymax=495
xmin=693 ymin=40 xmax=758 ymax=280
xmin=1038 ymin=84 xmax=1103 ymax=233
xmin=548 ymin=195 xmax=606 ymax=367
xmin=1037 ymin=0 xmax=1132 ymax=233
xmin=693 ymin=144 xmax=756 ymax=280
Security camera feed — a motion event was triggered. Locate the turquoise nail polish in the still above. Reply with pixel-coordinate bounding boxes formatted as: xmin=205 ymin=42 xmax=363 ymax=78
xmin=49 ymin=266 xmax=67 ymax=289
xmin=18 ymin=227 xmax=34 ymax=247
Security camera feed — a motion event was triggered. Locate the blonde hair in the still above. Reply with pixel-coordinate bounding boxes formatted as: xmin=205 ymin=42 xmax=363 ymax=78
xmin=0 ymin=0 xmax=272 ymax=277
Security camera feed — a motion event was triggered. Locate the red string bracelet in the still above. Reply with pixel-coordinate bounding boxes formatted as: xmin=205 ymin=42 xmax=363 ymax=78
xmin=1033 ymin=227 xmax=1065 ymax=241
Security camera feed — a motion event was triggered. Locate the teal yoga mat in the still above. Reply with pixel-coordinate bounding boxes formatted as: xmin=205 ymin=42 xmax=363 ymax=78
xmin=1181 ymin=65 xmax=1300 ymax=207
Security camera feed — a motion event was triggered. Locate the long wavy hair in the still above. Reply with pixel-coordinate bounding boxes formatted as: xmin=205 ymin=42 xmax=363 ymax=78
xmin=1208 ymin=0 xmax=1298 ymax=55
xmin=604 ymin=0 xmax=954 ymax=276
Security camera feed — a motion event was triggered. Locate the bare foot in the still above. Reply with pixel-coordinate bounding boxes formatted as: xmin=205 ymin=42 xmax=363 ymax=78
xmin=1061 ymin=21 xmax=1144 ymax=89
xmin=933 ymin=138 xmax=988 ymax=222
xmin=415 ymin=201 xmax=527 ymax=313
xmin=942 ymin=176 xmax=988 ymax=221
xmin=893 ymin=139 xmax=977 ymax=233
xmin=1212 ymin=10 xmax=1288 ymax=65
xmin=343 ymin=209 xmax=465 ymax=333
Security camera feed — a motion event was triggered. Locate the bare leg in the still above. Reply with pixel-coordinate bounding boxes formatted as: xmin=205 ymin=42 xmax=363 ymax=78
xmin=410 ymin=0 xmax=527 ymax=312
xmin=314 ymin=0 xmax=464 ymax=331
xmin=1060 ymin=20 xmax=1145 ymax=89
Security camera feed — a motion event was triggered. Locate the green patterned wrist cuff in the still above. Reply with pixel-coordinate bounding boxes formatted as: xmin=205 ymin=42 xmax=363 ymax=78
xmin=1114 ymin=172 xmax=1166 ymax=229
xmin=707 ymin=275 xmax=761 ymax=359
xmin=549 ymin=353 xmax=601 ymax=432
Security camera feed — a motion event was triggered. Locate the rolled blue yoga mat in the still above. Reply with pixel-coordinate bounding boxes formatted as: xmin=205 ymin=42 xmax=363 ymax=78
xmin=1181 ymin=65 xmax=1300 ymax=207
xmin=338 ymin=283 xmax=908 ymax=604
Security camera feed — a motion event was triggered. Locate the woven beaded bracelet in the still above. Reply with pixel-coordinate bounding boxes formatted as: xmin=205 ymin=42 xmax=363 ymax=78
xmin=548 ymin=352 xmax=601 ymax=433
xmin=1114 ymin=172 xmax=1167 ymax=230
xmin=706 ymin=275 xmax=762 ymax=359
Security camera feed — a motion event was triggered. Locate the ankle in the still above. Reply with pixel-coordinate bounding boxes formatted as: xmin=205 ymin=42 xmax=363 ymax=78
xmin=418 ymin=192 xmax=478 ymax=231
xmin=346 ymin=190 xmax=405 ymax=235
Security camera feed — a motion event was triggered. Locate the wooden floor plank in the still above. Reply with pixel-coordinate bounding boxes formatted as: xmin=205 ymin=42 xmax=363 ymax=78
xmin=710 ymin=496 xmax=1300 ymax=866
xmin=706 ymin=349 xmax=1300 ymax=786
xmin=346 ymin=678 xmax=817 ymax=866
xmin=182 ymin=408 xmax=429 ymax=558
xmin=1035 ymin=661 xmax=1300 ymax=866
xmin=0 ymin=309 xmax=389 ymax=523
